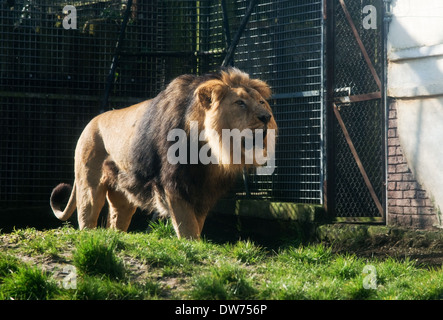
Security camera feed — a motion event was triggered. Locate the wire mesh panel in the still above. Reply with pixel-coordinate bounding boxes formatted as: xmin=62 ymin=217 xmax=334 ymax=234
xmin=1 ymin=0 xmax=125 ymax=207
xmin=232 ymin=0 xmax=324 ymax=204
xmin=0 ymin=0 xmax=324 ymax=209
xmin=331 ymin=0 xmax=385 ymax=218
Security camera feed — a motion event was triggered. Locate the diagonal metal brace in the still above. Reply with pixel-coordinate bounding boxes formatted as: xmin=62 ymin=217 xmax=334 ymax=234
xmin=101 ymin=0 xmax=134 ymax=113
xmin=222 ymin=0 xmax=258 ymax=67
xmin=333 ymin=103 xmax=384 ymax=218
xmin=339 ymin=0 xmax=381 ymax=90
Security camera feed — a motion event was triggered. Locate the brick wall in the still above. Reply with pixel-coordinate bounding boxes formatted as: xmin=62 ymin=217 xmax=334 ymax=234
xmin=387 ymin=101 xmax=438 ymax=229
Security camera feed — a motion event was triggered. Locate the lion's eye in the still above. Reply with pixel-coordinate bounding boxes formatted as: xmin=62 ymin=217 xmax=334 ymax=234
xmin=259 ymin=100 xmax=265 ymax=105
xmin=235 ymin=100 xmax=246 ymax=108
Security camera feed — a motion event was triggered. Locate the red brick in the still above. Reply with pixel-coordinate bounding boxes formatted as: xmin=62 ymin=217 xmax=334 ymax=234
xmin=417 ymin=207 xmax=434 ymax=214
xmin=397 ymin=215 xmax=412 ymax=226
xmin=388 ymin=147 xmax=397 ymax=156
xmin=388 ymin=138 xmax=400 ymax=146
xmin=389 ymin=156 xmax=406 ymax=165
xmin=388 ymin=174 xmax=403 ymax=181
xmin=388 ymin=119 xmax=397 ymax=129
xmin=416 ymin=191 xmax=428 ymax=199
xmin=397 ymin=182 xmax=418 ymax=191
xmin=396 ymin=164 xmax=410 ymax=173
xmin=401 ymin=173 xmax=415 ymax=181
xmin=387 ymin=182 xmax=396 ymax=191
xmin=403 ymin=207 xmax=418 ymax=214
xmin=388 ymin=128 xmax=396 ymax=138
xmin=389 ymin=110 xmax=397 ymax=119
xmin=403 ymin=190 xmax=417 ymax=198
xmin=396 ymin=182 xmax=409 ymax=190
xmin=389 ymin=214 xmax=398 ymax=224
xmin=396 ymin=199 xmax=411 ymax=206
xmin=388 ymin=206 xmax=404 ymax=214
xmin=425 ymin=199 xmax=434 ymax=207
xmin=411 ymin=199 xmax=427 ymax=207
xmin=388 ymin=191 xmax=403 ymax=199
xmin=388 ymin=156 xmax=407 ymax=165
xmin=411 ymin=215 xmax=437 ymax=229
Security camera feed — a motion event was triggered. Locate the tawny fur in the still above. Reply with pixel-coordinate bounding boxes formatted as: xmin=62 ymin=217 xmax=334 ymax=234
xmin=50 ymin=68 xmax=277 ymax=239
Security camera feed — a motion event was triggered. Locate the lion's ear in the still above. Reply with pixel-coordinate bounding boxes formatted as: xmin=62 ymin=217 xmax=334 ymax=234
xmin=250 ymin=79 xmax=272 ymax=100
xmin=196 ymin=80 xmax=228 ymax=109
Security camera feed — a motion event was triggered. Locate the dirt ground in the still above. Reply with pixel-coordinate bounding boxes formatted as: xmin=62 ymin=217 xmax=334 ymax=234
xmin=316 ymin=224 xmax=443 ymax=268
xmin=201 ymin=215 xmax=443 ymax=268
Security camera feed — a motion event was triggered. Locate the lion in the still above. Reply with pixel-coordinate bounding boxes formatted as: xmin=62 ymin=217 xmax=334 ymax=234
xmin=50 ymin=67 xmax=277 ymax=239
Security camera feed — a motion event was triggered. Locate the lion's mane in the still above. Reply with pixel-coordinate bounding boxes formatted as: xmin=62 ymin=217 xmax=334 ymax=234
xmin=51 ymin=67 xmax=277 ymax=238
xmin=117 ymin=70 xmax=250 ymax=216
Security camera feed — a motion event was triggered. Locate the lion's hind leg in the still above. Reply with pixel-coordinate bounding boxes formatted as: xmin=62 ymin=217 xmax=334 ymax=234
xmin=106 ymin=189 xmax=136 ymax=231
xmin=76 ymin=183 xmax=107 ymax=230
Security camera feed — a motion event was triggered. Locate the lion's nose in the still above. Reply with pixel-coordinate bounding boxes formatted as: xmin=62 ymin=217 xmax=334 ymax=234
xmin=258 ymin=113 xmax=271 ymax=125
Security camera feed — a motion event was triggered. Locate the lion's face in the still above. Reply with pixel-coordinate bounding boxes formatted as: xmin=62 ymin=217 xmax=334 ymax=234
xmin=195 ymin=69 xmax=277 ymax=168
xmin=217 ymin=86 xmax=276 ymax=135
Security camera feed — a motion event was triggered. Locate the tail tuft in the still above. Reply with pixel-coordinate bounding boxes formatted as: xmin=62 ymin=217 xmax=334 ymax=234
xmin=50 ymin=183 xmax=76 ymax=221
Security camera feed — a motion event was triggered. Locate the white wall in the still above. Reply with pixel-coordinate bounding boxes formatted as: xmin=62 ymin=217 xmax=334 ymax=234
xmin=388 ymin=0 xmax=443 ymax=227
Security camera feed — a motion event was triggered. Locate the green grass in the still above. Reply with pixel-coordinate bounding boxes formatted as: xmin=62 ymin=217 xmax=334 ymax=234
xmin=0 ymin=223 xmax=442 ymax=300
xmin=71 ymin=275 xmax=160 ymax=300
xmin=190 ymin=262 xmax=258 ymax=300
xmin=73 ymin=230 xmax=125 ymax=280
xmin=0 ymin=254 xmax=59 ymax=300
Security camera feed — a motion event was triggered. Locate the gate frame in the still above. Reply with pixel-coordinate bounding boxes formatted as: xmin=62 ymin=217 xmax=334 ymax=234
xmin=324 ymin=0 xmax=389 ymax=223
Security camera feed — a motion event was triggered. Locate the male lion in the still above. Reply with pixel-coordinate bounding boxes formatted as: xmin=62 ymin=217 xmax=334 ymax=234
xmin=50 ymin=68 xmax=277 ymax=239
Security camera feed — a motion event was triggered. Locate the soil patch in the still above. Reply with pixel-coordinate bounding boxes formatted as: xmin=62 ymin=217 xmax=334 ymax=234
xmin=317 ymin=224 xmax=443 ymax=268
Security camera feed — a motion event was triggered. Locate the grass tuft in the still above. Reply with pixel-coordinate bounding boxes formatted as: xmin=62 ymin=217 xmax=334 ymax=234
xmin=148 ymin=219 xmax=176 ymax=239
xmin=190 ymin=263 xmax=257 ymax=300
xmin=73 ymin=230 xmax=125 ymax=280
xmin=0 ymin=253 xmax=20 ymax=279
xmin=0 ymin=264 xmax=59 ymax=300
xmin=72 ymin=275 xmax=160 ymax=300
xmin=224 ymin=240 xmax=266 ymax=264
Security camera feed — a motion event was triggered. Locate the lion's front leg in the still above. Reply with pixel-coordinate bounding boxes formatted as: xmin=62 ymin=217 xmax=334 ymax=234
xmin=166 ymin=193 xmax=205 ymax=239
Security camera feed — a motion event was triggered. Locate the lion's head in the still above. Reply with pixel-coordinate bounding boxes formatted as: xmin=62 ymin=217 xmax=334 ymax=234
xmin=193 ymin=68 xmax=278 ymax=170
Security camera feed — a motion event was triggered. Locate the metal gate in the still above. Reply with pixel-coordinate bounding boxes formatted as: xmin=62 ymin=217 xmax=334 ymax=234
xmin=326 ymin=0 xmax=386 ymax=219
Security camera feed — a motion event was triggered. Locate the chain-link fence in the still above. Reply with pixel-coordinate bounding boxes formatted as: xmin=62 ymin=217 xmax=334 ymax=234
xmin=331 ymin=0 xmax=385 ymax=218
xmin=1 ymin=0 xmax=324 ymax=209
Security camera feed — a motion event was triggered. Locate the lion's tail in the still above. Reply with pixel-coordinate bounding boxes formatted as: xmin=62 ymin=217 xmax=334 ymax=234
xmin=50 ymin=181 xmax=77 ymax=221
